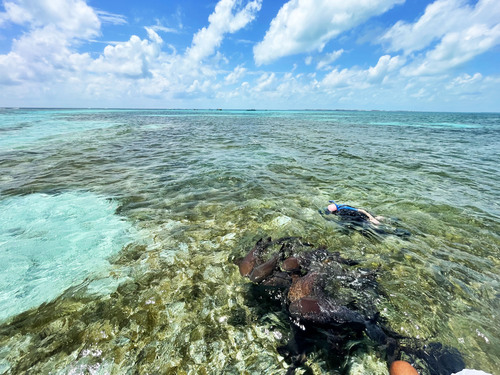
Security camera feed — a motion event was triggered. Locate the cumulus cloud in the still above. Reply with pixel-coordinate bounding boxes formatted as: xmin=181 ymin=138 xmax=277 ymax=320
xmin=225 ymin=65 xmax=247 ymax=84
xmin=405 ymin=23 xmax=500 ymax=76
xmin=89 ymin=28 xmax=163 ymax=78
xmin=254 ymin=72 xmax=277 ymax=92
xmin=0 ymin=0 xmax=261 ymax=92
xmin=381 ymin=0 xmax=467 ymax=55
xmin=381 ymin=0 xmax=500 ymax=54
xmin=186 ymin=0 xmax=261 ymax=64
xmin=253 ymin=0 xmax=404 ymax=65
xmin=1 ymin=0 xmax=499 ymax=111
xmin=322 ymin=55 xmax=404 ymax=88
xmin=84 ymin=0 xmax=261 ymax=99
xmin=0 ymin=52 xmax=24 ymax=84
xmin=321 ymin=68 xmax=353 ymax=88
xmin=0 ymin=0 xmax=101 ymax=84
xmin=368 ymin=55 xmax=405 ymax=82
xmin=2 ymin=26 xmax=94 ymax=84
xmin=382 ymin=0 xmax=500 ymax=75
xmin=0 ymin=0 xmax=100 ymax=38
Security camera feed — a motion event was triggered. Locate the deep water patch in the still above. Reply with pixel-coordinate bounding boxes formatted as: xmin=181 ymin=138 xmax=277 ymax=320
xmin=0 ymin=191 xmax=134 ymax=323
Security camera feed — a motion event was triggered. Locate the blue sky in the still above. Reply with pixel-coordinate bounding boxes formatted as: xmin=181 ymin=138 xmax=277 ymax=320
xmin=0 ymin=0 xmax=499 ymax=111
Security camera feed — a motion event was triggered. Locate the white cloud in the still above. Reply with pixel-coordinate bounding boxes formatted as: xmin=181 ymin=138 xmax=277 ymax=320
xmin=96 ymin=10 xmax=127 ymax=25
xmin=322 ymin=54 xmax=404 ymax=88
xmin=253 ymin=0 xmax=404 ymax=65
xmin=404 ymin=23 xmax=500 ymax=76
xmin=382 ymin=0 xmax=500 ymax=75
xmin=316 ymin=49 xmax=344 ymax=70
xmin=89 ymin=28 xmax=163 ymax=78
xmin=225 ymin=65 xmax=247 ymax=84
xmin=186 ymin=0 xmax=261 ymax=64
xmin=0 ymin=2 xmax=30 ymax=25
xmin=382 ymin=0 xmax=500 ymax=55
xmin=254 ymin=72 xmax=277 ymax=92
xmin=148 ymin=18 xmax=181 ymax=34
xmin=0 ymin=0 xmax=499 ymax=112
xmin=0 ymin=0 xmax=260 ymax=93
xmin=380 ymin=0 xmax=468 ymax=54
xmin=449 ymin=73 xmax=483 ymax=86
xmin=0 ymin=51 xmax=24 ymax=84
xmin=368 ymin=54 xmax=405 ymax=82
xmin=187 ymin=79 xmax=213 ymax=94
xmin=0 ymin=26 xmax=94 ymax=84
xmin=81 ymin=0 xmax=261 ymax=100
xmin=322 ymin=67 xmax=354 ymax=88
xmin=0 ymin=0 xmax=101 ymax=84
xmin=0 ymin=0 xmax=100 ymax=38
xmin=150 ymin=25 xmax=179 ymax=34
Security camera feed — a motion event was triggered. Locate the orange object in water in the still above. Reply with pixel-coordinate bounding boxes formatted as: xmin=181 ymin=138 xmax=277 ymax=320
xmin=390 ymin=360 xmax=419 ymax=375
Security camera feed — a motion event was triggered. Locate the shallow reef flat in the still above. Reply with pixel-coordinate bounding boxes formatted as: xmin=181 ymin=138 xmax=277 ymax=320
xmin=0 ymin=109 xmax=499 ymax=374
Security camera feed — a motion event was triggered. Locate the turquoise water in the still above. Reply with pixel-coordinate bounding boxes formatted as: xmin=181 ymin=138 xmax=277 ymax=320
xmin=0 ymin=109 xmax=499 ymax=374
xmin=0 ymin=192 xmax=134 ymax=322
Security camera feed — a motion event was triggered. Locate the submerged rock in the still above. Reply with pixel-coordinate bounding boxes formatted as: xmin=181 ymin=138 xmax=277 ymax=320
xmin=237 ymin=236 xmax=466 ymax=375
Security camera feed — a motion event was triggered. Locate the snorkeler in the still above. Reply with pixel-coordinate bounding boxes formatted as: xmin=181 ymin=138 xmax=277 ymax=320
xmin=323 ymin=200 xmax=383 ymax=225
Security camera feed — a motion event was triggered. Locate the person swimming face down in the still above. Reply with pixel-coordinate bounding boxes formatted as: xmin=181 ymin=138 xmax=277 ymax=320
xmin=326 ymin=201 xmax=381 ymax=225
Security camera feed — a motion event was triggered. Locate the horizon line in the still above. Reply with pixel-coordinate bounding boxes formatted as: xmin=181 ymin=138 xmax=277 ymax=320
xmin=2 ymin=107 xmax=499 ymax=114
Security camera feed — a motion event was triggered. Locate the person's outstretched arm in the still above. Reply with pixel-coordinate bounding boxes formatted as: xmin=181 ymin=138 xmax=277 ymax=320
xmin=358 ymin=209 xmax=381 ymax=225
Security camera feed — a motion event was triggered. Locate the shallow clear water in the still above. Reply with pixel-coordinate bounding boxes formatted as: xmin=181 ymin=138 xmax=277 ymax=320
xmin=0 ymin=109 xmax=499 ymax=374
xmin=0 ymin=192 xmax=134 ymax=322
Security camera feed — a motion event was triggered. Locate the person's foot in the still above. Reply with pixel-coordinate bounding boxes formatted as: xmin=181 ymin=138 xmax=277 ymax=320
xmin=389 ymin=361 xmax=418 ymax=375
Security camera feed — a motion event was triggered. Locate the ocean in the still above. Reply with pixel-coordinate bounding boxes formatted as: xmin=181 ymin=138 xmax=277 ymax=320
xmin=0 ymin=109 xmax=499 ymax=374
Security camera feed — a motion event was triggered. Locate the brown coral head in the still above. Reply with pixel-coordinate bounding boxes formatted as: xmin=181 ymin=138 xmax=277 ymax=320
xmin=289 ymin=297 xmax=321 ymax=317
xmin=282 ymin=257 xmax=301 ymax=272
xmin=288 ymin=272 xmax=318 ymax=303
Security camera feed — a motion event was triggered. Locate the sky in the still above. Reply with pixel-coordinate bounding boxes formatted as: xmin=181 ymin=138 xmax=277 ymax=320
xmin=0 ymin=0 xmax=499 ymax=111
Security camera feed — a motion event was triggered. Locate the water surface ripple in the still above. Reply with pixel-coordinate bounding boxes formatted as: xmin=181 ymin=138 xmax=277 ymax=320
xmin=0 ymin=109 xmax=499 ymax=374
